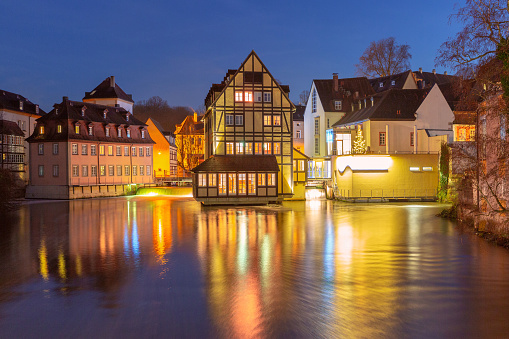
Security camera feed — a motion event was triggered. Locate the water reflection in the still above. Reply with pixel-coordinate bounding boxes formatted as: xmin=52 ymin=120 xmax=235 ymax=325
xmin=1 ymin=198 xmax=509 ymax=337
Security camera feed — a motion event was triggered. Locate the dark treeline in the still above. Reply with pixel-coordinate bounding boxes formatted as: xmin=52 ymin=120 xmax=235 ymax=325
xmin=133 ymin=96 xmax=194 ymax=133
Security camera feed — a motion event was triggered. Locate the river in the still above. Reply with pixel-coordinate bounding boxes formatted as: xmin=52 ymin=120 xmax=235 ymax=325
xmin=0 ymin=197 xmax=508 ymax=338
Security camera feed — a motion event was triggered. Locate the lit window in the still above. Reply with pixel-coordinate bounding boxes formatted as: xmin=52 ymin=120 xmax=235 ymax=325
xmin=82 ymin=165 xmax=88 ymax=177
xmin=208 ymin=173 xmax=217 ymax=186
xmin=268 ymin=173 xmax=276 ymax=186
xmin=88 ymin=126 xmax=93 ymax=136
xmin=39 ymin=126 xmax=45 ymax=134
xmin=226 ymin=142 xmax=234 ymax=155
xmin=248 ymin=173 xmax=256 ymax=194
xmin=244 ymin=91 xmax=253 ymax=102
xmin=235 ymin=115 xmax=243 ymax=125
xmin=218 ymin=173 xmax=227 ymax=195
xmin=38 ymin=143 xmax=44 ymax=155
xmin=254 ymin=142 xmax=262 ymax=155
xmin=53 ymin=143 xmax=58 ymax=155
xmin=141 ymin=130 xmax=145 ymax=139
xmin=118 ymin=128 xmax=122 ymax=138
xmin=106 ymin=128 xmax=110 ymax=137
xmin=99 ymin=145 xmax=105 ymax=156
xmin=423 ymin=167 xmax=433 ymax=171
xmin=379 ymin=132 xmax=386 ymax=146
xmin=91 ymin=166 xmax=97 ymax=177
xmin=273 ymin=115 xmax=281 ymax=126
xmin=299 ymin=160 xmax=305 ymax=171
xmin=82 ymin=144 xmax=88 ymax=155
xmin=410 ymin=167 xmax=420 ymax=172
xmin=198 ymin=173 xmax=207 ymax=187
xmin=264 ymin=142 xmax=272 ymax=154
xmin=116 ymin=146 xmax=121 ymax=156
xmin=57 ymin=125 xmax=62 ymax=133
xmin=235 ymin=142 xmax=244 ymax=154
xmin=72 ymin=165 xmax=79 ymax=177
xmin=258 ymin=173 xmax=266 ymax=186
xmin=127 ymin=129 xmax=131 ymax=138
xmin=245 ymin=142 xmax=253 ymax=154
xmin=254 ymin=92 xmax=262 ymax=102
xmin=108 ymin=145 xmax=113 ymax=156
xmin=38 ymin=165 xmax=44 ymax=177
xmin=53 ymin=165 xmax=59 ymax=177
xmin=75 ymin=125 xmax=80 ymax=134
xmin=273 ymin=142 xmax=281 ymax=155
xmin=91 ymin=145 xmax=97 ymax=155
xmin=238 ymin=173 xmax=246 ymax=194
xmin=264 ymin=115 xmax=272 ymax=126
xmin=235 ymin=92 xmax=243 ymax=101
xmin=334 ymin=100 xmax=342 ymax=110
xmin=72 ymin=143 xmax=78 ymax=155
xmin=263 ymin=92 xmax=271 ymax=102
xmin=226 ymin=114 xmax=234 ymax=126
xmin=228 ymin=173 xmax=236 ymax=194
xmin=100 ymin=165 xmax=106 ymax=176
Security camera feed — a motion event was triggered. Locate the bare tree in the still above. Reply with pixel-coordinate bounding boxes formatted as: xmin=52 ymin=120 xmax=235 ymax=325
xmin=299 ymin=90 xmax=310 ymax=105
xmin=355 ymin=37 xmax=412 ymax=77
xmin=133 ymin=96 xmax=193 ymax=133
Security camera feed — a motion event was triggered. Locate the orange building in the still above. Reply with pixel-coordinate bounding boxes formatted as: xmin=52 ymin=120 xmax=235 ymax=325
xmin=175 ymin=112 xmax=204 ymax=177
xmin=146 ymin=118 xmax=171 ymax=178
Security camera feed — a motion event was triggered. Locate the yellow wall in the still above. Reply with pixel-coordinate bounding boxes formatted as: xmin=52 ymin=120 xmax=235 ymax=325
xmin=332 ymin=154 xmax=439 ymax=198
xmin=146 ymin=119 xmax=171 ymax=176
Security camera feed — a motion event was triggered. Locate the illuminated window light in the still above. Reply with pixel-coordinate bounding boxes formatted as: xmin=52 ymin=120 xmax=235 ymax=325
xmin=423 ymin=167 xmax=433 ymax=171
xmin=244 ymin=91 xmax=253 ymax=102
xmin=336 ymin=155 xmax=392 ymax=173
xmin=410 ymin=167 xmax=420 ymax=172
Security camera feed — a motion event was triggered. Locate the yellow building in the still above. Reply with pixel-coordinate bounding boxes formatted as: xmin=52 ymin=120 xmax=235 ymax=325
xmin=193 ymin=50 xmax=295 ymax=204
xmin=145 ymin=118 xmax=171 ymax=178
xmin=291 ymin=148 xmax=309 ymax=200
xmin=332 ymin=154 xmax=439 ymax=200
xmin=175 ymin=112 xmax=204 ymax=177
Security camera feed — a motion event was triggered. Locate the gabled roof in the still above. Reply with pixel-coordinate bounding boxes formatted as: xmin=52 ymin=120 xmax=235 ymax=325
xmin=413 ymin=70 xmax=457 ymax=87
xmin=369 ymin=70 xmax=413 ymax=93
xmin=293 ymin=147 xmax=310 ymax=159
xmin=313 ymin=77 xmax=375 ymax=112
xmin=175 ymin=114 xmax=204 ymax=135
xmin=0 ymin=89 xmax=46 ymax=116
xmin=205 ymin=50 xmax=294 ymax=112
xmin=453 ymin=111 xmax=477 ymax=125
xmin=333 ymin=88 xmax=429 ymax=127
xmin=0 ymin=120 xmax=24 ymax=136
xmin=293 ymin=105 xmax=305 ymax=121
xmin=83 ymin=76 xmax=134 ymax=103
xmin=192 ymin=155 xmax=279 ymax=172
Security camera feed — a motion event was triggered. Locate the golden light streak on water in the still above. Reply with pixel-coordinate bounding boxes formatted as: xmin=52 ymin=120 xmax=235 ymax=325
xmin=58 ymin=250 xmax=67 ymax=281
xmin=38 ymin=239 xmax=49 ymax=281
xmin=75 ymin=255 xmax=82 ymax=277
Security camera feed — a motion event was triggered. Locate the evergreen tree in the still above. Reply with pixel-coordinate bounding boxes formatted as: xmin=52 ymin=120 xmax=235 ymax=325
xmin=353 ymin=129 xmax=367 ymax=154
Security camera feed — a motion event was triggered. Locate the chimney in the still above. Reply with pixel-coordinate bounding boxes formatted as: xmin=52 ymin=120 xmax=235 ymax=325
xmin=63 ymin=96 xmax=68 ymax=102
xmin=194 ymin=111 xmax=197 ymax=122
xmin=432 ymin=69 xmax=436 ymax=75
xmin=333 ymin=73 xmax=338 ymax=92
xmin=444 ymin=71 xmax=448 ymax=75
xmin=110 ymin=76 xmax=115 ymax=88
xmin=419 ymin=67 xmax=423 ymax=73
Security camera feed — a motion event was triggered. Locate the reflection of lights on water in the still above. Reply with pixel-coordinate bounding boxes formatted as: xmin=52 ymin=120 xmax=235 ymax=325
xmin=58 ymin=249 xmax=67 ymax=281
xmin=260 ymin=235 xmax=271 ymax=284
xmin=38 ymin=239 xmax=49 ymax=281
xmin=324 ymin=224 xmax=334 ymax=281
xmin=237 ymin=216 xmax=248 ymax=276
xmin=76 ymin=255 xmax=82 ymax=277
xmin=143 ymin=192 xmax=159 ymax=197
xmin=336 ymin=225 xmax=354 ymax=265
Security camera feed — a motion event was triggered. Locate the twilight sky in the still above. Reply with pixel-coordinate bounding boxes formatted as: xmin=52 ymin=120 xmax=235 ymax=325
xmin=1 ymin=0 xmax=463 ymax=113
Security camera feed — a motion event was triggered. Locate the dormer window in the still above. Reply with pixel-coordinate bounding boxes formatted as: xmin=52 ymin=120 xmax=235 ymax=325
xmin=126 ymin=114 xmax=129 ymax=122
xmin=127 ymin=129 xmax=131 ymax=138
xmin=106 ymin=127 xmax=110 ymax=137
xmin=379 ymin=82 xmax=384 ymax=88
xmin=39 ymin=126 xmax=45 ymax=134
xmin=334 ymin=100 xmax=342 ymax=110
xmin=118 ymin=128 xmax=122 ymax=138
xmin=88 ymin=125 xmax=93 ymax=136
xmin=19 ymin=101 xmax=23 ymax=110
xmin=82 ymin=106 xmax=87 ymax=117
xmin=57 ymin=124 xmax=62 ymax=133
xmin=103 ymin=109 xmax=108 ymax=119
xmin=75 ymin=124 xmax=80 ymax=134
xmin=391 ymin=80 xmax=396 ymax=86
xmin=36 ymin=105 xmax=39 ymax=114
xmin=141 ymin=130 xmax=145 ymax=139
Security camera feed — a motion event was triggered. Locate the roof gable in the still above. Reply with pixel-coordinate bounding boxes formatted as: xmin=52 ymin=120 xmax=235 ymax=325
xmin=83 ymin=76 xmax=134 ymax=103
xmin=0 ymin=89 xmax=45 ymax=116
xmin=313 ymin=77 xmax=375 ymax=112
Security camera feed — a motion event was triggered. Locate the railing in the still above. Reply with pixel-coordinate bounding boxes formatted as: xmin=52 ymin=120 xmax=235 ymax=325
xmin=71 ymin=176 xmax=153 ymax=186
xmin=333 ymin=187 xmax=437 ymax=200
